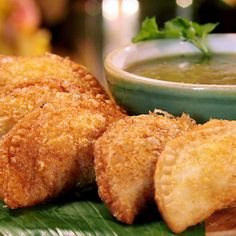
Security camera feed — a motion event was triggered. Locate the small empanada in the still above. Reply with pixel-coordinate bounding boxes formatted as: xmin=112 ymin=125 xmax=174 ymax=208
xmin=94 ymin=112 xmax=195 ymax=224
xmin=155 ymin=119 xmax=236 ymax=233
xmin=0 ymin=86 xmax=125 ymax=137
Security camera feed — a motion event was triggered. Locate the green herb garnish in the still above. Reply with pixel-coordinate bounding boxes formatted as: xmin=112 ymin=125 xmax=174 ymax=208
xmin=132 ymin=17 xmax=218 ymax=57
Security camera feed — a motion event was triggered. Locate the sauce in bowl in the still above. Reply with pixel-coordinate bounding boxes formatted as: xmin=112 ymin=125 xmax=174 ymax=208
xmin=126 ymin=54 xmax=236 ymax=85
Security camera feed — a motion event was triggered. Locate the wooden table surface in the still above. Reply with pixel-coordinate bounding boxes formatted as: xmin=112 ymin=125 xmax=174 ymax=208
xmin=206 ymin=207 xmax=236 ymax=236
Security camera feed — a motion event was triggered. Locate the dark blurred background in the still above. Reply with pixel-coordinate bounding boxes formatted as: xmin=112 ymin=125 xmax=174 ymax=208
xmin=0 ymin=0 xmax=236 ymax=85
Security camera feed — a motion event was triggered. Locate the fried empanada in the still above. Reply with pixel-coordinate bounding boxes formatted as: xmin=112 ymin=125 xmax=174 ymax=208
xmin=154 ymin=119 xmax=236 ymax=234
xmin=94 ymin=112 xmax=195 ymax=224
xmin=0 ymin=53 xmax=104 ymax=97
xmin=0 ymin=86 xmax=125 ymax=137
xmin=0 ymin=102 xmax=108 ymax=209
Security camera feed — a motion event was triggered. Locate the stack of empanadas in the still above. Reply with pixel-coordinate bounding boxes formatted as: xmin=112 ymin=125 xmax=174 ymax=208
xmin=0 ymin=53 xmax=126 ymax=208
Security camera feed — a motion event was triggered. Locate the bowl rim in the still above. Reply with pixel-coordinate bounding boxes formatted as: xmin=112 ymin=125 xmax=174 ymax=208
xmin=104 ymin=33 xmax=236 ymax=90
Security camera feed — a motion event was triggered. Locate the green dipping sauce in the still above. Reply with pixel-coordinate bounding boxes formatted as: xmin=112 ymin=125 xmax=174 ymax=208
xmin=126 ymin=54 xmax=236 ymax=85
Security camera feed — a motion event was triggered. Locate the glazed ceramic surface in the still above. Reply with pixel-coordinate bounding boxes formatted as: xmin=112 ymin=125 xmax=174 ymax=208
xmin=104 ymin=34 xmax=236 ymax=123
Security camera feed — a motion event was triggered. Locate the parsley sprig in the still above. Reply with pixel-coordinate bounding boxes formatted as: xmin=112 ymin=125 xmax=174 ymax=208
xmin=132 ymin=17 xmax=218 ymax=57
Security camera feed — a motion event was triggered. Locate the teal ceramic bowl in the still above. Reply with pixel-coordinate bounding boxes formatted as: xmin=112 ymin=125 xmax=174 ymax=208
xmin=104 ymin=34 xmax=236 ymax=123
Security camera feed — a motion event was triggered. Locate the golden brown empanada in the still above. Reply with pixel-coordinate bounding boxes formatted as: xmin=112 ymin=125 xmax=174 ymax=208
xmin=94 ymin=112 xmax=195 ymax=224
xmin=0 ymin=53 xmax=104 ymax=97
xmin=155 ymin=119 xmax=236 ymax=233
xmin=0 ymin=102 xmax=107 ymax=209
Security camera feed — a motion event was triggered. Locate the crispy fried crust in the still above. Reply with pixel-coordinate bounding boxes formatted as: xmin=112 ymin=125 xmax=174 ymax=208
xmin=0 ymin=102 xmax=108 ymax=209
xmin=154 ymin=119 xmax=236 ymax=234
xmin=0 ymin=86 xmax=57 ymax=136
xmin=0 ymin=86 xmax=125 ymax=137
xmin=94 ymin=113 xmax=196 ymax=224
xmin=0 ymin=53 xmax=104 ymax=97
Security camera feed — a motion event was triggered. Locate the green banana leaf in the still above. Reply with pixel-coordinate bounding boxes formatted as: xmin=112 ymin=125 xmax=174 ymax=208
xmin=0 ymin=188 xmax=204 ymax=236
